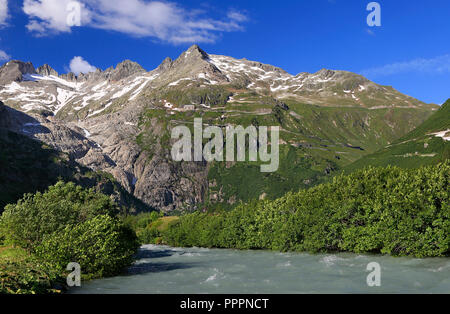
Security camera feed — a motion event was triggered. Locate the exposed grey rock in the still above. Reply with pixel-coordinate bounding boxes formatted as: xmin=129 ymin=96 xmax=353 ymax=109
xmin=156 ymin=57 xmax=173 ymax=72
xmin=158 ymin=44 xmax=229 ymax=85
xmin=103 ymin=60 xmax=145 ymax=81
xmin=37 ymin=64 xmax=58 ymax=77
xmin=60 ymin=72 xmax=77 ymax=81
xmin=133 ymin=156 xmax=208 ymax=211
xmin=0 ymin=60 xmax=36 ymax=84
xmin=0 ymin=101 xmax=41 ymax=130
xmin=316 ymin=69 xmax=336 ymax=80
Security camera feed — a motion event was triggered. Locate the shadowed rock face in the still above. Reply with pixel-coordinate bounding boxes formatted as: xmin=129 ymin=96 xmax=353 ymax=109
xmin=0 ymin=45 xmax=439 ymax=213
xmin=0 ymin=102 xmax=151 ymax=213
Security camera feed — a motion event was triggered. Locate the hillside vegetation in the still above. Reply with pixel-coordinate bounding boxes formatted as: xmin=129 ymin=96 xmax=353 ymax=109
xmin=138 ymin=94 xmax=435 ymax=210
xmin=346 ymin=99 xmax=450 ymax=171
xmin=163 ymin=161 xmax=450 ymax=258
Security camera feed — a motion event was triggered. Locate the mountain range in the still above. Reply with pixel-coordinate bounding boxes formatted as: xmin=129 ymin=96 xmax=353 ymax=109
xmin=0 ymin=45 xmax=447 ymax=212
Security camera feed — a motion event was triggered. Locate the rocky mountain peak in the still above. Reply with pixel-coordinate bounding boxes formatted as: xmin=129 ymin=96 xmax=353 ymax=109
xmin=316 ymin=69 xmax=336 ymax=79
xmin=156 ymin=57 xmax=173 ymax=72
xmin=59 ymin=72 xmax=77 ymax=82
xmin=156 ymin=45 xmax=228 ymax=84
xmin=173 ymin=44 xmax=210 ymax=66
xmin=248 ymin=60 xmax=289 ymax=76
xmin=116 ymin=59 xmax=145 ymax=71
xmin=0 ymin=60 xmax=36 ymax=85
xmin=76 ymin=68 xmax=104 ymax=82
xmin=185 ymin=44 xmax=209 ymax=60
xmin=104 ymin=60 xmax=145 ymax=81
xmin=36 ymin=64 xmax=58 ymax=77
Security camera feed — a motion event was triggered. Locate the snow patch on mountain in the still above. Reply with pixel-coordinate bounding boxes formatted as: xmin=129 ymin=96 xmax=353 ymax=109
xmin=431 ymin=129 xmax=450 ymax=142
xmin=88 ymin=102 xmax=113 ymax=117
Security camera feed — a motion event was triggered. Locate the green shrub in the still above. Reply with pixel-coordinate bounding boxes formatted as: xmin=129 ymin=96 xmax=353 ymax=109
xmin=0 ymin=255 xmax=64 ymax=294
xmin=36 ymin=215 xmax=139 ymax=278
xmin=0 ymin=182 xmax=140 ymax=293
xmin=122 ymin=211 xmax=165 ymax=244
xmin=163 ymin=161 xmax=450 ymax=257
xmin=0 ymin=181 xmax=118 ymax=250
xmin=122 ymin=211 xmax=163 ymax=231
xmin=137 ymin=226 xmax=160 ymax=244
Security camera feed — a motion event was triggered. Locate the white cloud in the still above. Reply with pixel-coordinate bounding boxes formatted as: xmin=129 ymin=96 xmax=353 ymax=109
xmin=22 ymin=0 xmax=247 ymax=43
xmin=361 ymin=55 xmax=450 ymax=78
xmin=0 ymin=0 xmax=8 ymax=25
xmin=23 ymin=0 xmax=91 ymax=34
xmin=0 ymin=0 xmax=9 ymax=62
xmin=0 ymin=49 xmax=10 ymax=61
xmin=366 ymin=29 xmax=375 ymax=36
xmin=227 ymin=10 xmax=248 ymax=23
xmin=69 ymin=56 xmax=97 ymax=75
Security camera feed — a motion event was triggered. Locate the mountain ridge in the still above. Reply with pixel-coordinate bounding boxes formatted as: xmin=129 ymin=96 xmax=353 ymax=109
xmin=0 ymin=44 xmax=441 ymax=212
xmin=0 ymin=44 xmax=434 ymax=109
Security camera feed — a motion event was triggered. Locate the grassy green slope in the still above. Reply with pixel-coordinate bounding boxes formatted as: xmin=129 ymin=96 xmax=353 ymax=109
xmin=345 ymin=99 xmax=450 ymax=171
xmin=137 ymin=84 xmax=436 ymax=209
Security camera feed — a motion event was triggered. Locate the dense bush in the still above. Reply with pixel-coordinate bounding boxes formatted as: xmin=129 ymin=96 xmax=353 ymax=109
xmin=122 ymin=211 xmax=165 ymax=244
xmin=0 ymin=253 xmax=63 ymax=294
xmin=36 ymin=215 xmax=139 ymax=278
xmin=164 ymin=161 xmax=450 ymax=257
xmin=122 ymin=211 xmax=162 ymax=231
xmin=0 ymin=181 xmax=139 ymax=293
xmin=137 ymin=226 xmax=161 ymax=245
xmin=0 ymin=181 xmax=118 ymax=250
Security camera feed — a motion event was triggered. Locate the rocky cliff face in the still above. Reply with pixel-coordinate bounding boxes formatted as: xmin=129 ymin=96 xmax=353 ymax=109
xmin=103 ymin=60 xmax=146 ymax=82
xmin=0 ymin=101 xmax=151 ymax=212
xmin=36 ymin=64 xmax=58 ymax=77
xmin=0 ymin=60 xmax=36 ymax=85
xmin=0 ymin=45 xmax=439 ymax=212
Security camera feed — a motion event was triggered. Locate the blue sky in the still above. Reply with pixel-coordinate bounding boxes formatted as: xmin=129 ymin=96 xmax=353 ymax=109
xmin=0 ymin=0 xmax=449 ymax=104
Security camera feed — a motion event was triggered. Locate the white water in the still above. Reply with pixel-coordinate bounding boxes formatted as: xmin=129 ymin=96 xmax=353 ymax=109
xmin=72 ymin=245 xmax=450 ymax=294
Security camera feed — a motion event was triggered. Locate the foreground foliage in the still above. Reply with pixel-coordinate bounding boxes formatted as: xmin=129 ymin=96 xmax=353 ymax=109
xmin=0 ymin=182 xmax=118 ymax=250
xmin=0 ymin=247 xmax=63 ymax=294
xmin=36 ymin=215 xmax=139 ymax=278
xmin=0 ymin=182 xmax=139 ymax=293
xmin=164 ymin=161 xmax=450 ymax=257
